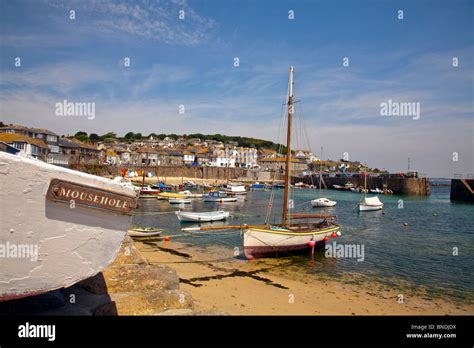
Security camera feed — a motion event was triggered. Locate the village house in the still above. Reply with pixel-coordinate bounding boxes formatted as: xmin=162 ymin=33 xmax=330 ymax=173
xmin=0 ymin=133 xmax=49 ymax=160
xmin=182 ymin=150 xmax=195 ymax=165
xmin=0 ymin=125 xmax=60 ymax=155
xmin=258 ymin=148 xmax=278 ymax=159
xmin=195 ymin=151 xmax=211 ymax=166
xmin=58 ymin=137 xmax=80 ymax=165
xmin=70 ymin=139 xmax=100 ymax=164
xmin=134 ymin=146 xmax=159 ymax=166
xmin=0 ymin=141 xmax=20 ymax=155
xmin=258 ymin=157 xmax=308 ymax=172
xmin=235 ymin=147 xmax=258 ymax=168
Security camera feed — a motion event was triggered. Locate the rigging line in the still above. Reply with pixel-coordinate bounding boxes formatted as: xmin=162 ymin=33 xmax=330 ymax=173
xmin=297 ymin=97 xmax=317 ymax=191
xmin=266 ymin=80 xmax=288 ymax=225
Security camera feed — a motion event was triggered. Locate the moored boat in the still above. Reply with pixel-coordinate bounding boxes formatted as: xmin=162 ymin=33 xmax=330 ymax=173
xmin=359 ymin=196 xmax=384 ymax=211
xmin=250 ymin=182 xmax=265 ymax=190
xmin=151 ymin=182 xmax=172 ymax=192
xmin=0 ymin=152 xmax=138 ymax=301
xmin=243 ymin=220 xmax=340 ymax=259
xmin=311 ymin=146 xmax=337 ymax=208
xmin=311 ymin=197 xmax=337 ymax=207
xmin=158 ymin=192 xmax=189 ymax=199
xmin=222 ymin=184 xmax=247 ymax=195
xmin=203 ymin=191 xmax=238 ymax=202
xmin=169 ymin=198 xmax=192 ymax=204
xmin=183 ymin=66 xmax=341 ymax=259
xmin=359 ymin=170 xmax=383 ymax=211
xmin=139 ymin=185 xmax=160 ymax=196
xmin=128 ymin=227 xmax=163 ymax=237
xmin=175 ymin=210 xmax=230 ymax=222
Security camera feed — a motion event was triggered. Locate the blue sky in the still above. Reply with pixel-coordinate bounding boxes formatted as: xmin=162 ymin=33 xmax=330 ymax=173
xmin=0 ymin=0 xmax=472 ymax=177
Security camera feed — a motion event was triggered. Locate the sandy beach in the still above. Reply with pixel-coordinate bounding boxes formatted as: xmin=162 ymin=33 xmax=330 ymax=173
xmin=134 ymin=239 xmax=473 ymax=315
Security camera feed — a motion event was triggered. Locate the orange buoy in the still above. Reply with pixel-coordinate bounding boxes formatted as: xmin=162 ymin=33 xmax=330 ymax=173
xmin=323 ymin=236 xmax=329 ymax=242
xmin=163 ymin=236 xmax=170 ymax=241
xmin=331 ymin=233 xmax=337 ymax=238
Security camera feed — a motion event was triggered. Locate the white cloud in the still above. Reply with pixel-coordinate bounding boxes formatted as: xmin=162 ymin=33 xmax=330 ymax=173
xmin=45 ymin=0 xmax=216 ymax=46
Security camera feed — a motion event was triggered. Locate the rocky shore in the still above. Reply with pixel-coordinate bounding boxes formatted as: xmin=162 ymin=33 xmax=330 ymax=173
xmin=0 ymin=236 xmax=195 ymax=316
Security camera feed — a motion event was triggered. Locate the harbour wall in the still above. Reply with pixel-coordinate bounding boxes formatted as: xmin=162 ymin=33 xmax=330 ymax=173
xmin=71 ymin=164 xmax=249 ymax=180
xmin=69 ymin=164 xmax=430 ymax=196
xmin=450 ymin=179 xmax=474 ymax=203
xmin=296 ymin=176 xmax=431 ymax=196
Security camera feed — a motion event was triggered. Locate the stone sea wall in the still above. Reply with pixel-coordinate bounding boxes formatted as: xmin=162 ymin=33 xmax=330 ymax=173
xmin=297 ymin=176 xmax=431 ymax=196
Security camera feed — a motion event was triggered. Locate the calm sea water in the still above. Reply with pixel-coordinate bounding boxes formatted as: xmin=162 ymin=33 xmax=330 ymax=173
xmin=132 ymin=183 xmax=474 ymax=303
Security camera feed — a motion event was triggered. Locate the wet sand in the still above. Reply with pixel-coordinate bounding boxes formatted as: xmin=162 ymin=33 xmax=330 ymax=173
xmin=135 ymin=239 xmax=473 ymax=315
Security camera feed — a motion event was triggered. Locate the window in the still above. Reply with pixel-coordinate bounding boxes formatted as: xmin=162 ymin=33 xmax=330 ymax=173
xmin=13 ymin=142 xmax=25 ymax=150
xmin=47 ymin=135 xmax=58 ymax=142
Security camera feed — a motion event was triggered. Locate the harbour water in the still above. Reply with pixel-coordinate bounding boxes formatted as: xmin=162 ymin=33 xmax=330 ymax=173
xmin=132 ymin=183 xmax=474 ymax=304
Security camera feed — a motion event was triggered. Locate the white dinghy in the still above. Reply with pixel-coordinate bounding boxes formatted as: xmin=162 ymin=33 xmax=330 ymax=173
xmin=311 ymin=147 xmax=337 ymax=208
xmin=311 ymin=197 xmax=337 ymax=207
xmin=175 ymin=210 xmax=230 ymax=222
xmin=0 ymin=152 xmax=138 ymax=301
xmin=358 ymin=168 xmax=383 ymax=212
xmin=203 ymin=191 xmax=237 ymax=202
xmin=359 ymin=196 xmax=384 ymax=211
xmin=168 ymin=198 xmax=192 ymax=204
xmin=128 ymin=227 xmax=163 ymax=237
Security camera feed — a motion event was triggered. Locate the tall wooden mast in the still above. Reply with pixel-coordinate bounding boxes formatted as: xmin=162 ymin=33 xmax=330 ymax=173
xmin=282 ymin=66 xmax=294 ymax=226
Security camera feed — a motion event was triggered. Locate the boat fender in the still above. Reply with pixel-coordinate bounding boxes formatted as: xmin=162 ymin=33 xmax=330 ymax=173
xmin=331 ymin=233 xmax=337 ymax=238
xmin=323 ymin=237 xmax=329 ymax=242
xmin=308 ymin=240 xmax=316 ymax=248
xmin=336 ymin=231 xmax=342 ymax=236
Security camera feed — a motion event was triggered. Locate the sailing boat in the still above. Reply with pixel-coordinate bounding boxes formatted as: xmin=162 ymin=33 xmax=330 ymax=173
xmin=359 ymin=167 xmax=383 ymax=211
xmin=183 ymin=66 xmax=341 ymax=259
xmin=311 ymin=146 xmax=337 ymax=207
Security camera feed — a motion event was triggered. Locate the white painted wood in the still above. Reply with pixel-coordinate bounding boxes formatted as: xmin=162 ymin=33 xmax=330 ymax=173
xmin=0 ymin=152 xmax=137 ymax=301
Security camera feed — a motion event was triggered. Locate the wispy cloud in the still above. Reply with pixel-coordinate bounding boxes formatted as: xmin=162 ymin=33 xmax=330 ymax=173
xmin=45 ymin=0 xmax=217 ymax=46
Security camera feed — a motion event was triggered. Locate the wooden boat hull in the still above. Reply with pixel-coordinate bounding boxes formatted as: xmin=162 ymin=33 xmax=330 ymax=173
xmin=139 ymin=187 xmax=160 ymax=195
xmin=158 ymin=192 xmax=188 ymax=199
xmin=175 ymin=211 xmax=230 ymax=222
xmin=169 ymin=198 xmax=191 ymax=204
xmin=0 ymin=152 xmax=137 ymax=301
xmin=128 ymin=229 xmax=162 ymax=237
xmin=243 ymin=225 xmax=340 ymax=259
xmin=359 ymin=203 xmax=383 ymax=211
xmin=311 ymin=198 xmax=337 ymax=207
xmin=203 ymin=197 xmax=238 ymax=202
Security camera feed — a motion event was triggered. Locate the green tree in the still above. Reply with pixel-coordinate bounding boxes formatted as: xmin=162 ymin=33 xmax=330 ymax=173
xmin=124 ymin=132 xmax=135 ymax=140
xmin=89 ymin=133 xmax=101 ymax=142
xmin=74 ymin=131 xmax=88 ymax=142
xmin=101 ymin=132 xmax=117 ymax=139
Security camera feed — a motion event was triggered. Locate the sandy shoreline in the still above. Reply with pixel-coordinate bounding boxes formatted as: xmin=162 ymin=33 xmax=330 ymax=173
xmin=135 ymin=239 xmax=473 ymax=315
